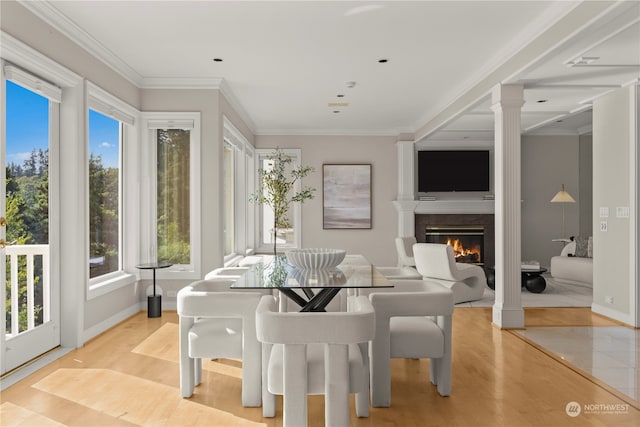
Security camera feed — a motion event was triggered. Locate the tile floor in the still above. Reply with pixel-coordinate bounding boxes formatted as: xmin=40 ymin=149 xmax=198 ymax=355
xmin=516 ymin=326 xmax=640 ymax=403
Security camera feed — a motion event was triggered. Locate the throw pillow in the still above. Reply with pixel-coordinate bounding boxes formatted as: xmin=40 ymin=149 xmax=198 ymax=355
xmin=574 ymin=236 xmax=589 ymax=257
xmin=587 ymin=236 xmax=593 ymax=258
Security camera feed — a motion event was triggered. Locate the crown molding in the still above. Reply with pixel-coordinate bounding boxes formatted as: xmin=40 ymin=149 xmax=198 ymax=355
xmin=140 ymin=77 xmax=223 ymax=89
xmin=18 ymin=0 xmax=143 ymax=86
xmin=1 ymin=31 xmax=81 ymax=87
xmin=255 ymin=128 xmax=405 ymax=137
xmin=219 ymin=79 xmax=256 ymax=134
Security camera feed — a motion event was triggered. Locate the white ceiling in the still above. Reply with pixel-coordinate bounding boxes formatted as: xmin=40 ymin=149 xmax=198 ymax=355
xmin=22 ymin=1 xmax=640 ymax=141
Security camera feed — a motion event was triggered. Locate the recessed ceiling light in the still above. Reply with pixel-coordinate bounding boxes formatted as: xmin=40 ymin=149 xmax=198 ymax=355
xmin=336 ymin=94 xmax=345 ymax=98
xmin=346 ymin=81 xmax=356 ymax=88
xmin=537 ymin=99 xmax=548 ymax=103
xmin=212 ymin=58 xmax=223 ymax=62
xmin=378 ymin=58 xmax=389 ymax=63
xmin=556 ymin=120 xmax=564 ymax=123
xmin=333 ymin=110 xmax=341 ymax=114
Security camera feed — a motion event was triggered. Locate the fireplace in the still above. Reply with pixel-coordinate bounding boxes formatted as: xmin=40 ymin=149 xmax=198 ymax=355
xmin=425 ymin=225 xmax=484 ymax=264
xmin=415 ymin=214 xmax=494 ymax=269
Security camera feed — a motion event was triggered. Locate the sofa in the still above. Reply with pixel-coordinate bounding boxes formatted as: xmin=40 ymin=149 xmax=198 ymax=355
xmin=550 ymin=238 xmax=593 ymax=287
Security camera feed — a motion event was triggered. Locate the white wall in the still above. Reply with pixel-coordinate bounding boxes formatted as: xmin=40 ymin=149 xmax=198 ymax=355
xmin=255 ymin=135 xmax=398 ymax=266
xmin=592 ymin=86 xmax=637 ymax=324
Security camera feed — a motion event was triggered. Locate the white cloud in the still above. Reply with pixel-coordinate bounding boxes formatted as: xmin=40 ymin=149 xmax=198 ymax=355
xmin=7 ymin=152 xmax=31 ymax=163
xmin=100 ymin=141 xmax=115 ymax=148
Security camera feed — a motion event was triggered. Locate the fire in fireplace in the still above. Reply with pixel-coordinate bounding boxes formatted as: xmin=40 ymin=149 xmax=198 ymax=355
xmin=425 ymin=225 xmax=484 ymax=264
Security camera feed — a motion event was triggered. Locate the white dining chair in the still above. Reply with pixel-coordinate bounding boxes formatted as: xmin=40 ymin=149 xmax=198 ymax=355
xmin=256 ymin=294 xmax=375 ymax=427
xmin=395 ymin=236 xmax=417 ymax=267
xmin=359 ymin=280 xmax=454 ymax=407
xmin=203 ymin=266 xmax=250 ymax=280
xmin=177 ymin=279 xmax=270 ymax=406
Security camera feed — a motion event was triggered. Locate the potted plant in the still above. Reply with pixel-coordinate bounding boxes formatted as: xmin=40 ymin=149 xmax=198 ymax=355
xmin=250 ymin=148 xmax=315 ymax=254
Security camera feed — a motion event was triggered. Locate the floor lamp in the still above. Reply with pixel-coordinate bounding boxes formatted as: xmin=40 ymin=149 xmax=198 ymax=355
xmin=550 ymin=184 xmax=575 ymax=238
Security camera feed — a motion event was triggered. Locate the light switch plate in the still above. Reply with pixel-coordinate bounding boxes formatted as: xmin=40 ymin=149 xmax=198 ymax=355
xmin=599 ymin=207 xmax=609 ymax=218
xmin=616 ymin=207 xmax=630 ymax=218
xmin=600 ymin=221 xmax=608 ymax=232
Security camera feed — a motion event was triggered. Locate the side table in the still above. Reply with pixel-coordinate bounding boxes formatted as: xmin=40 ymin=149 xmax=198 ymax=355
xmin=136 ymin=262 xmax=172 ymax=318
xmin=486 ymin=266 xmax=547 ymax=293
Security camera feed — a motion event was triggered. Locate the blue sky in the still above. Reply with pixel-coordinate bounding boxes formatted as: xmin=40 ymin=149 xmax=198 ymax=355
xmin=6 ymin=80 xmax=119 ymax=169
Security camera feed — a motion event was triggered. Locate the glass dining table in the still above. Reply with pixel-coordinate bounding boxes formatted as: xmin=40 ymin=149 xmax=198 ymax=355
xmin=230 ymin=254 xmax=393 ymax=311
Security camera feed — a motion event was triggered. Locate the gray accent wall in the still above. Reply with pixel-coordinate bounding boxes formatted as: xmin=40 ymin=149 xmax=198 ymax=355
xmin=521 ymin=135 xmax=584 ymax=268
xmin=579 ymin=135 xmax=593 ymax=236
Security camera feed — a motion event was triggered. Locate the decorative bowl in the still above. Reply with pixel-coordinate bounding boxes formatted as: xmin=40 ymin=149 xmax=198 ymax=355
xmin=285 ymin=248 xmax=346 ymax=270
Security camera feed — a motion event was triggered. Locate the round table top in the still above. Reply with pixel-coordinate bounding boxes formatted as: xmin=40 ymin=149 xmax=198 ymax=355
xmin=135 ymin=261 xmax=173 ymax=270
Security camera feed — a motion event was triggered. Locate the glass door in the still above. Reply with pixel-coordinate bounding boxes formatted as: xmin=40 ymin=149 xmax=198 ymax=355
xmin=1 ymin=71 xmax=60 ymax=375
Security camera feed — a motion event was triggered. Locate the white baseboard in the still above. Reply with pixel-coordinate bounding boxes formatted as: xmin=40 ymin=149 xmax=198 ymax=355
xmin=82 ymin=301 xmax=142 ymax=343
xmin=591 ymin=302 xmax=634 ymax=326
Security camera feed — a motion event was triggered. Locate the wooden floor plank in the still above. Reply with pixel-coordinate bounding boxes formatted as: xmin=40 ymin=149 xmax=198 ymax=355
xmin=1 ymin=308 xmax=638 ymax=427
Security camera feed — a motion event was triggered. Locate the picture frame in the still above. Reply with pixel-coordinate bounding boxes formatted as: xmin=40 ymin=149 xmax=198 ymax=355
xmin=323 ymin=164 xmax=372 ymax=229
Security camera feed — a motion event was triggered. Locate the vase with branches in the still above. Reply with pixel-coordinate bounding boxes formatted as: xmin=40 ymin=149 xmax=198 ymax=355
xmin=250 ymin=148 xmax=315 ymax=255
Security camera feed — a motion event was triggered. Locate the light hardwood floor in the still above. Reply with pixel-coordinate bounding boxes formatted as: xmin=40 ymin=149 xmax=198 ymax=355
xmin=1 ymin=308 xmax=639 ymax=427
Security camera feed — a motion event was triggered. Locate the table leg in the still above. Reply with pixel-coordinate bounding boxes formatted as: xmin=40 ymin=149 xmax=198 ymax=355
xmin=148 ymin=268 xmax=162 ymax=318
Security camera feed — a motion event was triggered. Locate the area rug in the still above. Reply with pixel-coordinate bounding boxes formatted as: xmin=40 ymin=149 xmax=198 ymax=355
xmin=457 ymin=275 xmax=592 ymax=308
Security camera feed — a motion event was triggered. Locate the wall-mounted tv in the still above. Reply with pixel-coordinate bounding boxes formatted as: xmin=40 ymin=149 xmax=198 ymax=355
xmin=418 ymin=150 xmax=490 ymax=192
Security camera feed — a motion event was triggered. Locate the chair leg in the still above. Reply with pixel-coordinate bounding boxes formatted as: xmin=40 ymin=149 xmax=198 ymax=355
xmin=435 ymin=356 xmax=451 ymax=396
xmin=262 ymin=343 xmax=276 ymax=417
xmin=283 ymin=344 xmax=307 ymax=427
xmin=179 ymin=317 xmax=195 ymax=398
xmin=429 ymin=358 xmax=438 ymax=385
xmin=194 ymin=357 xmax=202 ymax=387
xmin=325 ymin=344 xmax=350 ymax=426
xmin=370 ymin=340 xmax=391 ymax=407
xmin=355 ymin=342 xmax=370 ymax=417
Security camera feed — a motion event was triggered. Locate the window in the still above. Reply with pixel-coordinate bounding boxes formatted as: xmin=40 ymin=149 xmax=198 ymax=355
xmin=86 ymin=82 xmax=137 ymax=292
xmin=223 ymin=142 xmax=235 ymax=256
xmin=144 ymin=113 xmax=201 ymax=275
xmin=223 ymin=117 xmax=255 ymax=264
xmin=255 ymin=148 xmax=303 ymax=252
xmin=88 ymin=110 xmax=121 ymax=278
xmin=156 ymin=128 xmax=191 ymax=264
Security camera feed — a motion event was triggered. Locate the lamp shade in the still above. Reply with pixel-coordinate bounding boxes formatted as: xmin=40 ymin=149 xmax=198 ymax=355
xmin=550 ymin=184 xmax=575 ymax=203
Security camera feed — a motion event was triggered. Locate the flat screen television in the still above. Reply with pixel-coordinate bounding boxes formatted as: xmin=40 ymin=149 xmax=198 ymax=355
xmin=418 ymin=150 xmax=490 ymax=192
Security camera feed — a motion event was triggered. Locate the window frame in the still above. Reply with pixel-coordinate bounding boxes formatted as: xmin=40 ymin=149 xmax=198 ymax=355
xmin=86 ymin=82 xmax=137 ymax=299
xmin=254 ymin=148 xmax=303 ymax=253
xmin=141 ymin=112 xmax=201 ymax=280
xmin=223 ymin=116 xmax=255 ymax=266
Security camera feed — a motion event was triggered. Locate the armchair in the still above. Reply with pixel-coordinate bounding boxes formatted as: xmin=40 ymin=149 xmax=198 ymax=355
xmin=256 ymin=295 xmax=375 ymax=427
xmin=359 ymin=280 xmax=453 ymax=407
xmin=177 ymin=279 xmax=270 ymax=406
xmin=413 ymin=243 xmax=486 ymax=303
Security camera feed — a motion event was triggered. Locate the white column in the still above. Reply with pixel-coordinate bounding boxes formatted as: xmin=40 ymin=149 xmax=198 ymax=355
xmin=394 ymin=140 xmax=417 ymax=237
xmin=491 ymin=84 xmax=524 ymax=329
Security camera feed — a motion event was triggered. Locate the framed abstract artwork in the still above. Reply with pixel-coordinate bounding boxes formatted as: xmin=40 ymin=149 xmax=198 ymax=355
xmin=323 ymin=164 xmax=371 ymax=229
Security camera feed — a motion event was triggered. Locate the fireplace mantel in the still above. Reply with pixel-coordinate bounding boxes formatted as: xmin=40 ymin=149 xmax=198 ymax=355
xmin=392 ymin=199 xmax=494 ymax=235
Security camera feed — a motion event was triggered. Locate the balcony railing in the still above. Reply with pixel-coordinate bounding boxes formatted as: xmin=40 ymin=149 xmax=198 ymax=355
xmin=5 ymin=244 xmax=50 ymax=338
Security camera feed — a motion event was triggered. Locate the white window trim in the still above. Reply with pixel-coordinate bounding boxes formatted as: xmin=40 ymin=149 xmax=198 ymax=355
xmin=86 ymin=82 xmax=140 ymax=299
xmin=141 ymin=112 xmax=201 ymax=280
xmin=222 ymin=117 xmax=255 ymax=266
xmin=255 ymin=148 xmax=303 ymax=253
